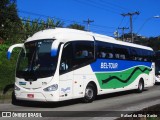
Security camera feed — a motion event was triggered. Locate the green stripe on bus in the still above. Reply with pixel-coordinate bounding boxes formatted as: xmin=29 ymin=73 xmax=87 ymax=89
xmin=95 ymin=66 xmax=152 ymax=89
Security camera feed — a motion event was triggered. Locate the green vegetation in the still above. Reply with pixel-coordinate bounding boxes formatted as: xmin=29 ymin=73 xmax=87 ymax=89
xmin=0 ymin=0 xmax=22 ymax=44
xmin=0 ymin=44 xmax=19 ymax=102
xmin=67 ymin=23 xmax=85 ymax=30
xmin=0 ymin=44 xmax=20 ymax=90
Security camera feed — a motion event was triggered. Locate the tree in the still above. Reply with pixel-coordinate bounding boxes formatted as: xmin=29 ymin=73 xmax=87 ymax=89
xmin=147 ymin=37 xmax=160 ymax=51
xmin=47 ymin=18 xmax=64 ymax=28
xmin=0 ymin=0 xmax=22 ymax=43
xmin=20 ymin=18 xmax=64 ymax=40
xmin=67 ymin=23 xmax=85 ymax=30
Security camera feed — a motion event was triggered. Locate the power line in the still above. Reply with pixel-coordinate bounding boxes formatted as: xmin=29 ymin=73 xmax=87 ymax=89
xmin=121 ymin=11 xmax=140 ymax=42
xmin=117 ymin=17 xmax=125 ymax=28
xmin=76 ymin=0 xmax=138 ymax=37
xmin=18 ymin=10 xmax=117 ymax=29
xmin=100 ymin=0 xmax=131 ymax=11
xmin=91 ymin=24 xmax=115 ymax=29
xmin=1 ymin=9 xmax=118 ymax=36
xmin=73 ymin=0 xmax=120 ymax=15
xmin=19 ymin=10 xmax=74 ymax=24
xmin=91 ymin=28 xmax=115 ymax=36
xmin=87 ymin=0 xmax=124 ymax=13
xmin=2 ymin=9 xmax=117 ymax=30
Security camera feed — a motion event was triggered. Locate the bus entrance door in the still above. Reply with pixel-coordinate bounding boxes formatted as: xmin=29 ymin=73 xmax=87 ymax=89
xmin=59 ymin=72 xmax=73 ymax=100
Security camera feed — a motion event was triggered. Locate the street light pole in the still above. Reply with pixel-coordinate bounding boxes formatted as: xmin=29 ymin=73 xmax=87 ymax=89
xmin=136 ymin=15 xmax=160 ymax=35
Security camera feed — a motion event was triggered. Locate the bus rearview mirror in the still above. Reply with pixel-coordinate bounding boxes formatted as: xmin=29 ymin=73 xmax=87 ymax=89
xmin=7 ymin=43 xmax=24 ymax=60
xmin=51 ymin=40 xmax=60 ymax=57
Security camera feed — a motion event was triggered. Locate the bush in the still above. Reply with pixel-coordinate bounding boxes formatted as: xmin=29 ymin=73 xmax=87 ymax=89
xmin=0 ymin=44 xmax=20 ymax=91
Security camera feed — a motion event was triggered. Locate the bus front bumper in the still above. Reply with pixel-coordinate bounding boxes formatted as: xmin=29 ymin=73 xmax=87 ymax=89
xmin=15 ymin=91 xmax=59 ymax=102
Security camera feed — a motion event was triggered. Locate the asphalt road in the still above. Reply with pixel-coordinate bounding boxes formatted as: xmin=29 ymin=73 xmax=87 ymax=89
xmin=0 ymin=84 xmax=160 ymax=120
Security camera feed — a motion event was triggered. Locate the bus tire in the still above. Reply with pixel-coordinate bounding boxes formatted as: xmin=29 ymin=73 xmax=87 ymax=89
xmin=83 ymin=84 xmax=96 ymax=103
xmin=137 ymin=79 xmax=144 ymax=93
xmin=12 ymin=91 xmax=19 ymax=105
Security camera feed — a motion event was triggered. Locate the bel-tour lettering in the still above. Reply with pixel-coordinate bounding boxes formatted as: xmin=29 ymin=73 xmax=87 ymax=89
xmin=101 ymin=62 xmax=118 ymax=69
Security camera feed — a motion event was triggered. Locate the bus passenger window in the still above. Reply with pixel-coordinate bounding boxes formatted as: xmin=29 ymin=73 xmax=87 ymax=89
xmin=108 ymin=53 xmax=113 ymax=58
xmin=76 ymin=50 xmax=84 ymax=58
xmin=73 ymin=41 xmax=94 ymax=68
xmin=113 ymin=45 xmax=130 ymax=60
xmin=97 ymin=41 xmax=113 ymax=59
xmin=120 ymin=54 xmax=125 ymax=59
xmin=82 ymin=50 xmax=88 ymax=57
xmin=101 ymin=52 xmax=106 ymax=58
xmin=115 ymin=54 xmax=120 ymax=59
xmin=88 ymin=51 xmax=93 ymax=58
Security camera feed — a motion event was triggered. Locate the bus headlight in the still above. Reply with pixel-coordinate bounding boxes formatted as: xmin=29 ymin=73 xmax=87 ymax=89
xmin=43 ymin=84 xmax=58 ymax=91
xmin=15 ymin=85 xmax=20 ymax=91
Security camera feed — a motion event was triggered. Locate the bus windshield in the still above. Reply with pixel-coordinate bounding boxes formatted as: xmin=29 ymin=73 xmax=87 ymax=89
xmin=16 ymin=39 xmax=59 ymax=80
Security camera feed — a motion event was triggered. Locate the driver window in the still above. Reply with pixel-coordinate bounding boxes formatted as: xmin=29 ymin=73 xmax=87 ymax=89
xmin=60 ymin=43 xmax=73 ymax=74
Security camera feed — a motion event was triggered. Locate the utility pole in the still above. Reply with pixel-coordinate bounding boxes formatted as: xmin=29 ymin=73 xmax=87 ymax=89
xmin=121 ymin=11 xmax=140 ymax=43
xmin=83 ymin=18 xmax=94 ymax=31
xmin=118 ymin=27 xmax=129 ymax=41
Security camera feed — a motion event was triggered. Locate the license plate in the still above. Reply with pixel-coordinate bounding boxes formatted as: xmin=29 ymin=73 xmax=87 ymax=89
xmin=27 ymin=94 xmax=34 ymax=98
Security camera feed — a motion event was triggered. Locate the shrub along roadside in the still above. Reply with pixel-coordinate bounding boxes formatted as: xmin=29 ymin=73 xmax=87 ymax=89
xmin=0 ymin=44 xmax=20 ymax=100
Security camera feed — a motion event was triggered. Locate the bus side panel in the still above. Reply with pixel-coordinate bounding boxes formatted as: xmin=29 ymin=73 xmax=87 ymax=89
xmin=73 ymin=65 xmax=100 ymax=98
xmin=90 ymin=59 xmax=153 ymax=92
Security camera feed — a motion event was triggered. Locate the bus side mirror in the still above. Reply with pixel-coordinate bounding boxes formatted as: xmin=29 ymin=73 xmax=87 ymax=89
xmin=51 ymin=40 xmax=60 ymax=57
xmin=7 ymin=43 xmax=24 ymax=60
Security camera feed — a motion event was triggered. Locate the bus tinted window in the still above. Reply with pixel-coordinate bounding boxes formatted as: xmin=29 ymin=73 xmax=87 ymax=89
xmin=97 ymin=41 xmax=114 ymax=59
xmin=113 ymin=44 xmax=130 ymax=60
xmin=96 ymin=41 xmax=153 ymax=62
xmin=147 ymin=50 xmax=154 ymax=61
xmin=73 ymin=41 xmax=94 ymax=67
xmin=130 ymin=47 xmax=154 ymax=62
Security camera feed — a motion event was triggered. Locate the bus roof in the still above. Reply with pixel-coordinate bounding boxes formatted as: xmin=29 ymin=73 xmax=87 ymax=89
xmin=26 ymin=28 xmax=153 ymax=51
xmin=26 ymin=28 xmax=94 ymax=42
xmin=93 ymin=33 xmax=153 ymax=51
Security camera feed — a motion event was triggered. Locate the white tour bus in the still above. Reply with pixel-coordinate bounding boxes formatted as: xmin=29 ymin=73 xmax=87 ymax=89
xmin=7 ymin=28 xmax=155 ymax=103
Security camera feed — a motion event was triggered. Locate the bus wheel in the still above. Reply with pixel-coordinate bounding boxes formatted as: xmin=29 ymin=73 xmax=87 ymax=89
xmin=137 ymin=79 xmax=144 ymax=93
xmin=83 ymin=84 xmax=96 ymax=103
xmin=12 ymin=91 xmax=17 ymax=105
xmin=12 ymin=91 xmax=19 ymax=105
